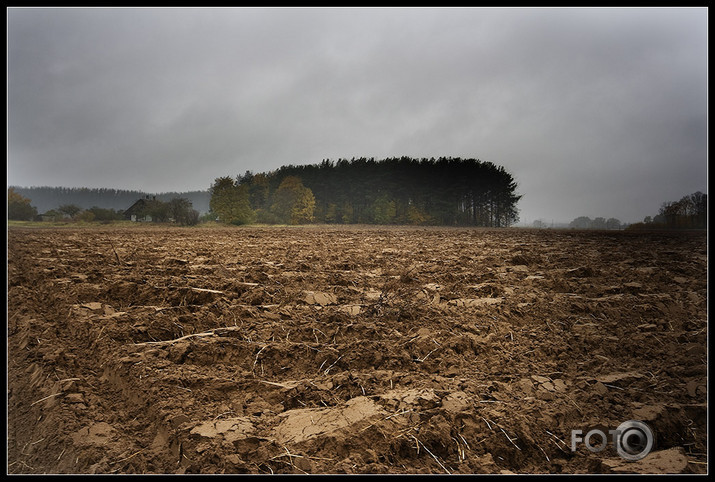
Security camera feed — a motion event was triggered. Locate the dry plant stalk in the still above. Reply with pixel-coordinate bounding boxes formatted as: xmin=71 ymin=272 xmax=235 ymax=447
xmin=115 ymin=449 xmax=144 ymax=464
xmin=411 ymin=435 xmax=451 ymax=475
xmin=30 ymin=392 xmax=63 ymax=406
xmin=500 ymin=427 xmax=521 ymax=450
xmin=107 ymin=238 xmax=121 ymax=264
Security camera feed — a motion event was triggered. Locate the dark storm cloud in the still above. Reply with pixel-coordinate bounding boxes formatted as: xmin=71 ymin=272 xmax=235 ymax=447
xmin=7 ymin=7 xmax=708 ymax=223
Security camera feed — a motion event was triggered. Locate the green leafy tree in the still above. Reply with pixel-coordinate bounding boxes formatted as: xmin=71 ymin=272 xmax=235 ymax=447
xmin=76 ymin=210 xmax=96 ymax=222
xmin=231 ymin=184 xmax=255 ymax=225
xmin=210 ymin=177 xmax=255 ymax=225
xmin=210 ymin=176 xmax=235 ymax=221
xmin=168 ymin=198 xmax=199 ymax=226
xmin=87 ymin=206 xmax=122 ymax=222
xmin=372 ymin=194 xmax=397 ymax=224
xmin=41 ymin=209 xmax=61 ymax=222
xmin=255 ymin=208 xmax=280 ymax=224
xmin=406 ymin=203 xmax=429 ymax=225
xmin=200 ymin=212 xmax=219 ymax=223
xmin=340 ymin=202 xmax=354 ymax=224
xmin=291 ymin=186 xmax=316 ymax=224
xmin=248 ymin=173 xmax=270 ymax=211
xmin=270 ymin=176 xmax=300 ymax=223
xmin=8 ymin=188 xmax=38 ymax=220
xmin=271 ymin=176 xmax=315 ymax=224
xmin=324 ymin=203 xmax=338 ymax=224
xmin=186 ymin=209 xmax=200 ymax=226
xmin=58 ymin=204 xmax=82 ymax=218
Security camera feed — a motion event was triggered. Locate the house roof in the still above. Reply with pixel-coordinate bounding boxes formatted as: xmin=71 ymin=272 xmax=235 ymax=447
xmin=124 ymin=198 xmax=150 ymax=217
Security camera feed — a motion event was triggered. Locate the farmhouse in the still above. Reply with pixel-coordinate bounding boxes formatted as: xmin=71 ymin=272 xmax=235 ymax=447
xmin=40 ymin=210 xmax=62 ymax=222
xmin=124 ymin=196 xmax=156 ymax=222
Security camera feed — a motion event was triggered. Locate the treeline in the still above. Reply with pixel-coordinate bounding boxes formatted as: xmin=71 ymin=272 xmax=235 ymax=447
xmin=8 ymin=186 xmax=210 ymax=215
xmin=8 ymin=187 xmax=200 ymax=226
xmin=628 ymin=191 xmax=707 ymax=230
xmin=211 ymin=157 xmax=522 ymax=227
xmin=568 ymin=216 xmax=624 ymax=230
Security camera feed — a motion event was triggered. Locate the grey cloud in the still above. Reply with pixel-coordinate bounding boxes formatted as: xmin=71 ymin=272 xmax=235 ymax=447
xmin=7 ymin=7 xmax=707 ymax=223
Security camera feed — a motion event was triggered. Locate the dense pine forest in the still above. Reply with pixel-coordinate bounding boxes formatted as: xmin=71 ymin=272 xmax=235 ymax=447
xmin=212 ymin=157 xmax=522 ymax=227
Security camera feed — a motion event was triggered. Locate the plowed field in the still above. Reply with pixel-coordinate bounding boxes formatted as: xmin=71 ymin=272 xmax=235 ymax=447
xmin=7 ymin=226 xmax=707 ymax=474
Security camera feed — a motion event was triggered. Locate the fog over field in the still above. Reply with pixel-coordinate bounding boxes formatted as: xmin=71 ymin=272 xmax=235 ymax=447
xmin=7 ymin=7 xmax=708 ymax=224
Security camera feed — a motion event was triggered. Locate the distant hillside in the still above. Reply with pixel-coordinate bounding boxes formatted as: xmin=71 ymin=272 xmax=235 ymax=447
xmin=9 ymin=186 xmax=211 ymax=215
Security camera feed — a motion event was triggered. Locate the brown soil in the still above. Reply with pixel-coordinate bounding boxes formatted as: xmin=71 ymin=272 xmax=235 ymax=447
xmin=7 ymin=225 xmax=707 ymax=474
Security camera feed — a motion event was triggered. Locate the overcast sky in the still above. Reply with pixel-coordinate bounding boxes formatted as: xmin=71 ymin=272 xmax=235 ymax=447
xmin=7 ymin=7 xmax=708 ymax=224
